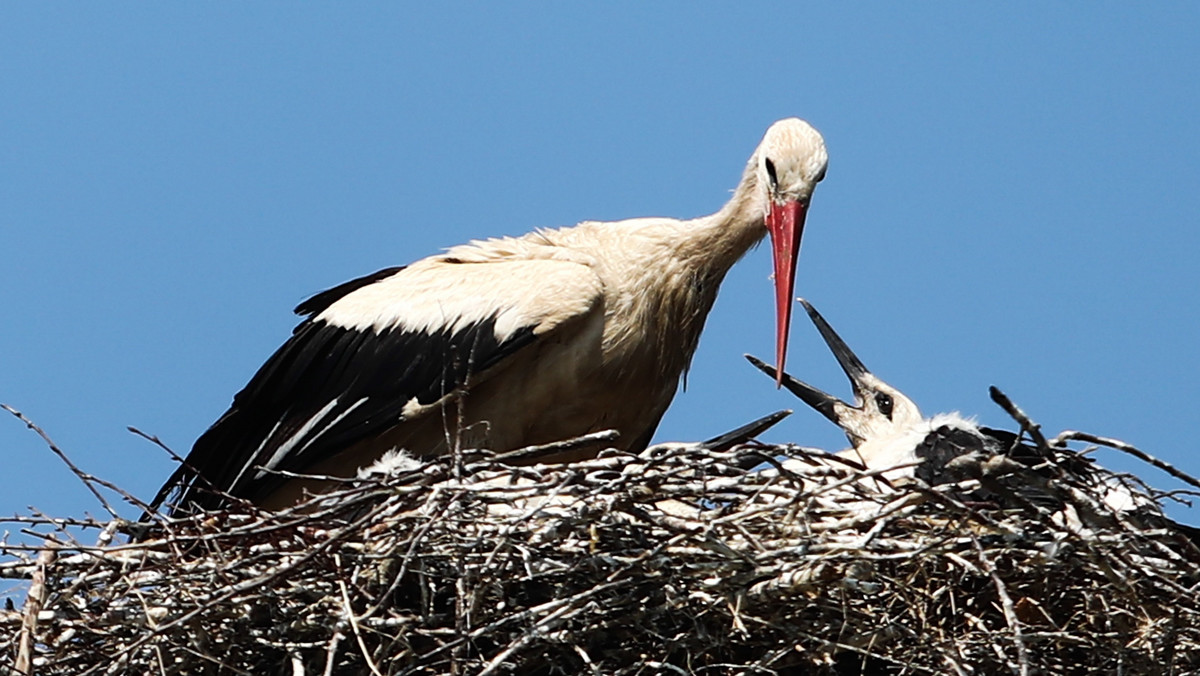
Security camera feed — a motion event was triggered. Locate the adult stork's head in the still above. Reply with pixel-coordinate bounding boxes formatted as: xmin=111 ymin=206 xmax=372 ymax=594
xmin=754 ymin=119 xmax=828 ymax=384
xmin=746 ymin=299 xmax=923 ymax=450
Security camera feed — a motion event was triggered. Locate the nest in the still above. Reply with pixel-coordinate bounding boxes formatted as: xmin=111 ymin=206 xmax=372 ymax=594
xmin=3 ymin=402 xmax=1200 ymax=675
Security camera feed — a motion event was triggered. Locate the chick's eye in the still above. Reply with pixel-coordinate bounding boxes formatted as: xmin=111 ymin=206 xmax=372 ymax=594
xmin=814 ymin=165 xmax=827 ymax=183
xmin=874 ymin=392 xmax=894 ymax=419
xmin=764 ymin=158 xmax=778 ymax=188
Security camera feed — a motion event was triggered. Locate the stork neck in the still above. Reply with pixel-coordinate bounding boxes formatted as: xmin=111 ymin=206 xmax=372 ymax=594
xmin=683 ymin=157 xmax=768 ymax=274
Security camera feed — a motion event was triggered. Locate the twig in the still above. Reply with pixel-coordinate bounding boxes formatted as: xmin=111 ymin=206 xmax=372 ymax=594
xmin=320 ymin=631 xmax=344 ymax=676
xmin=971 ymin=534 xmax=1029 ymax=676
xmin=478 ymin=429 xmax=620 ymax=464
xmin=128 ymin=425 xmax=236 ymax=518
xmin=1053 ymin=430 xmax=1200 ymax=490
xmin=126 ymin=426 xmax=185 ymax=465
xmin=15 ymin=546 xmax=55 ymax=675
xmin=334 ymin=554 xmax=382 ymax=676
xmin=987 ymin=387 xmax=1050 ymax=453
xmin=3 ymin=404 xmax=122 ymax=518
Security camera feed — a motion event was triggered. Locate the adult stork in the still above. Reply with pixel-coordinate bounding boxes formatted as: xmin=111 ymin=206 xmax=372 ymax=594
xmin=151 ymin=118 xmax=829 ymax=514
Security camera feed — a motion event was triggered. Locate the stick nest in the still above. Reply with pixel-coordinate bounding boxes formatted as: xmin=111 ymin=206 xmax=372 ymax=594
xmin=3 ymin=419 xmax=1200 ymax=675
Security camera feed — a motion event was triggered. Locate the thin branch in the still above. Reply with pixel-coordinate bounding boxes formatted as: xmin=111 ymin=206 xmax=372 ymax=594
xmin=971 ymin=534 xmax=1030 ymax=676
xmin=2 ymin=404 xmax=124 ymax=518
xmin=1053 ymin=429 xmax=1200 ymax=490
xmin=987 ymin=387 xmax=1049 ymax=453
xmin=477 ymin=429 xmax=620 ymax=464
xmin=334 ymin=554 xmax=382 ymax=676
xmin=15 ymin=546 xmax=55 ymax=675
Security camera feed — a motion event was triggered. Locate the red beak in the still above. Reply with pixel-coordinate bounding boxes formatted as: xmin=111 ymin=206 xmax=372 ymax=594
xmin=765 ymin=199 xmax=807 ymax=387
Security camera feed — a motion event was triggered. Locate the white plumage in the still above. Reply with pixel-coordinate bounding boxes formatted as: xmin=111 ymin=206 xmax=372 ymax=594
xmin=749 ymin=300 xmax=1186 ymax=537
xmin=151 ymin=118 xmax=829 ymax=513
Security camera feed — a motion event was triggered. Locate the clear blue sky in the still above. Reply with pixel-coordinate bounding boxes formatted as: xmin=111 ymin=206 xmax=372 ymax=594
xmin=3 ymin=5 xmax=1198 ymax=525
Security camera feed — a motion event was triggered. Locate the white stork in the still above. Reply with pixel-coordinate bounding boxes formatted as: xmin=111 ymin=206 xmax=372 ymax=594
xmin=151 ymin=118 xmax=829 ymax=513
xmin=746 ymin=300 xmax=983 ymax=483
xmin=748 ymin=301 xmax=1200 ymax=541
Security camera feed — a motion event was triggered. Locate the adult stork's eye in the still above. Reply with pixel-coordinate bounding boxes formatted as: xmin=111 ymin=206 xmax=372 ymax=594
xmin=764 ymin=158 xmax=778 ymax=189
xmin=875 ymin=392 xmax=894 ymax=419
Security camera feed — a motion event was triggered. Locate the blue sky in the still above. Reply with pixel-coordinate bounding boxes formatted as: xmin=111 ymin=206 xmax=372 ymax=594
xmin=2 ymin=5 xmax=1198 ymax=525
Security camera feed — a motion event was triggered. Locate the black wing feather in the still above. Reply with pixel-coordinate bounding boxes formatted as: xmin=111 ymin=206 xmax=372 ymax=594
xmin=151 ymin=270 xmax=539 ymax=515
xmin=293 ymin=266 xmax=406 ymax=318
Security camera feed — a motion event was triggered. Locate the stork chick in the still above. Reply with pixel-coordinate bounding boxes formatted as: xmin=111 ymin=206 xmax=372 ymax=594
xmin=746 ymin=300 xmax=979 ymax=482
xmin=748 ymin=300 xmax=1196 ymax=540
xmin=152 ymin=118 xmax=829 ymax=514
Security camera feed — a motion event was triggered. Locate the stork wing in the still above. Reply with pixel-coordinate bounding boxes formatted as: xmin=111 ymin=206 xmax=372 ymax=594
xmin=152 ymin=257 xmax=602 ymax=513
